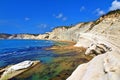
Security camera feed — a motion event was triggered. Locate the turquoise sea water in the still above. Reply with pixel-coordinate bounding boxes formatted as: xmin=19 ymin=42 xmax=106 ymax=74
xmin=0 ymin=39 xmax=56 ymax=67
xmin=0 ymin=39 xmax=83 ymax=80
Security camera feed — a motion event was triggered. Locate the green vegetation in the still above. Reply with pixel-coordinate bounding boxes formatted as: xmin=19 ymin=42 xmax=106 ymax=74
xmin=86 ymin=21 xmax=98 ymax=31
xmin=88 ymin=9 xmax=120 ymax=31
xmin=106 ymin=9 xmax=120 ymax=15
xmin=101 ymin=9 xmax=120 ymax=18
xmin=95 ymin=20 xmax=100 ymax=25
xmin=83 ymin=22 xmax=90 ymax=25
xmin=54 ymin=25 xmax=73 ymax=30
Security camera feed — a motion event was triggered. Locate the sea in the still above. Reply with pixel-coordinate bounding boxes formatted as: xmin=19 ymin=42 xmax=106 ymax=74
xmin=0 ymin=39 xmax=88 ymax=80
xmin=0 ymin=39 xmax=56 ymax=67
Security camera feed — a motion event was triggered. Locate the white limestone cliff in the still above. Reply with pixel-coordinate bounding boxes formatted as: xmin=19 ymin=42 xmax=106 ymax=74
xmin=67 ymin=10 xmax=120 ymax=80
xmin=67 ymin=50 xmax=120 ymax=80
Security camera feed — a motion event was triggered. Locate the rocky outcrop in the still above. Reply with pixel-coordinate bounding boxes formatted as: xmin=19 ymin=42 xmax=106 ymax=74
xmin=1 ymin=61 xmax=33 ymax=79
xmin=0 ymin=60 xmax=40 ymax=80
xmin=85 ymin=43 xmax=111 ymax=56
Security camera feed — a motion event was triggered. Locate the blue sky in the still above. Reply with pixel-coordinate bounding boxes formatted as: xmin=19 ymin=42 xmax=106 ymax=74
xmin=0 ymin=0 xmax=120 ymax=34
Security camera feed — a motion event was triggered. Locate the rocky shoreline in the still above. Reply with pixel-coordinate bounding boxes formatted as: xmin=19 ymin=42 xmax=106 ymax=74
xmin=0 ymin=61 xmax=40 ymax=80
xmin=0 ymin=41 xmax=92 ymax=80
xmin=67 ymin=33 xmax=120 ymax=80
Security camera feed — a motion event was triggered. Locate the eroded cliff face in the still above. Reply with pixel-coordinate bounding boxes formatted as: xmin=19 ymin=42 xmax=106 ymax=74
xmin=38 ymin=10 xmax=120 ymax=44
xmin=67 ymin=10 xmax=120 ymax=80
xmin=39 ymin=22 xmax=93 ymax=41
xmin=1 ymin=10 xmax=120 ymax=43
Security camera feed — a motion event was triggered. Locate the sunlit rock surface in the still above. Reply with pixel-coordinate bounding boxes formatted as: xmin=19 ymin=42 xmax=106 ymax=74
xmin=1 ymin=61 xmax=34 ymax=80
xmin=67 ymin=10 xmax=120 ymax=80
xmin=67 ymin=50 xmax=120 ymax=80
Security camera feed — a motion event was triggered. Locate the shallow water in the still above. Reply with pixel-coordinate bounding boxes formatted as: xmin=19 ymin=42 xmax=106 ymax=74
xmin=0 ymin=39 xmax=91 ymax=80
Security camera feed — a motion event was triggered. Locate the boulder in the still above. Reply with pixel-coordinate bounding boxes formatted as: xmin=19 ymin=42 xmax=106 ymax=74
xmin=1 ymin=60 xmax=33 ymax=79
xmin=85 ymin=43 xmax=111 ymax=56
xmin=7 ymin=60 xmax=33 ymax=71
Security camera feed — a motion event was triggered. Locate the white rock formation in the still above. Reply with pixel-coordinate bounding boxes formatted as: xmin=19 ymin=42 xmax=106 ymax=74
xmin=67 ymin=11 xmax=120 ymax=80
xmin=85 ymin=43 xmax=112 ymax=55
xmin=1 ymin=60 xmax=33 ymax=79
xmin=67 ymin=32 xmax=120 ymax=80
xmin=8 ymin=60 xmax=33 ymax=71
xmin=67 ymin=50 xmax=120 ymax=80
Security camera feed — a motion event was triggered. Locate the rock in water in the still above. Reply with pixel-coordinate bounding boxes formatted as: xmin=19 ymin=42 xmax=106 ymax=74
xmin=7 ymin=60 xmax=33 ymax=71
xmin=1 ymin=60 xmax=33 ymax=80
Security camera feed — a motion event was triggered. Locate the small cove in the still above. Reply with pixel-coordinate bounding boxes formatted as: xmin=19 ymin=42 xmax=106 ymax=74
xmin=0 ymin=39 xmax=92 ymax=80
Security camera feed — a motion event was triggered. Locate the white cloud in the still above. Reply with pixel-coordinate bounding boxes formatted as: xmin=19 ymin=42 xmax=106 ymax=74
xmin=55 ymin=13 xmax=63 ymax=18
xmin=80 ymin=6 xmax=85 ymax=11
xmin=95 ymin=8 xmax=105 ymax=16
xmin=24 ymin=17 xmax=30 ymax=21
xmin=109 ymin=0 xmax=120 ymax=11
xmin=62 ymin=17 xmax=67 ymax=21
xmin=53 ymin=13 xmax=67 ymax=21
xmin=37 ymin=24 xmax=47 ymax=28
xmin=50 ymin=26 xmax=54 ymax=29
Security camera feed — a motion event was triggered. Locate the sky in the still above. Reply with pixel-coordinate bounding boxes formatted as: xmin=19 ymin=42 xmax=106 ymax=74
xmin=0 ymin=0 xmax=120 ymax=34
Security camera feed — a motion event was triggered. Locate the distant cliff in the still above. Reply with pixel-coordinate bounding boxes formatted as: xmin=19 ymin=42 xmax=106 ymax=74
xmin=1 ymin=10 xmax=120 ymax=42
xmin=0 ymin=33 xmax=40 ymax=39
xmin=39 ymin=9 xmax=120 ymax=45
xmin=0 ymin=33 xmax=12 ymax=39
